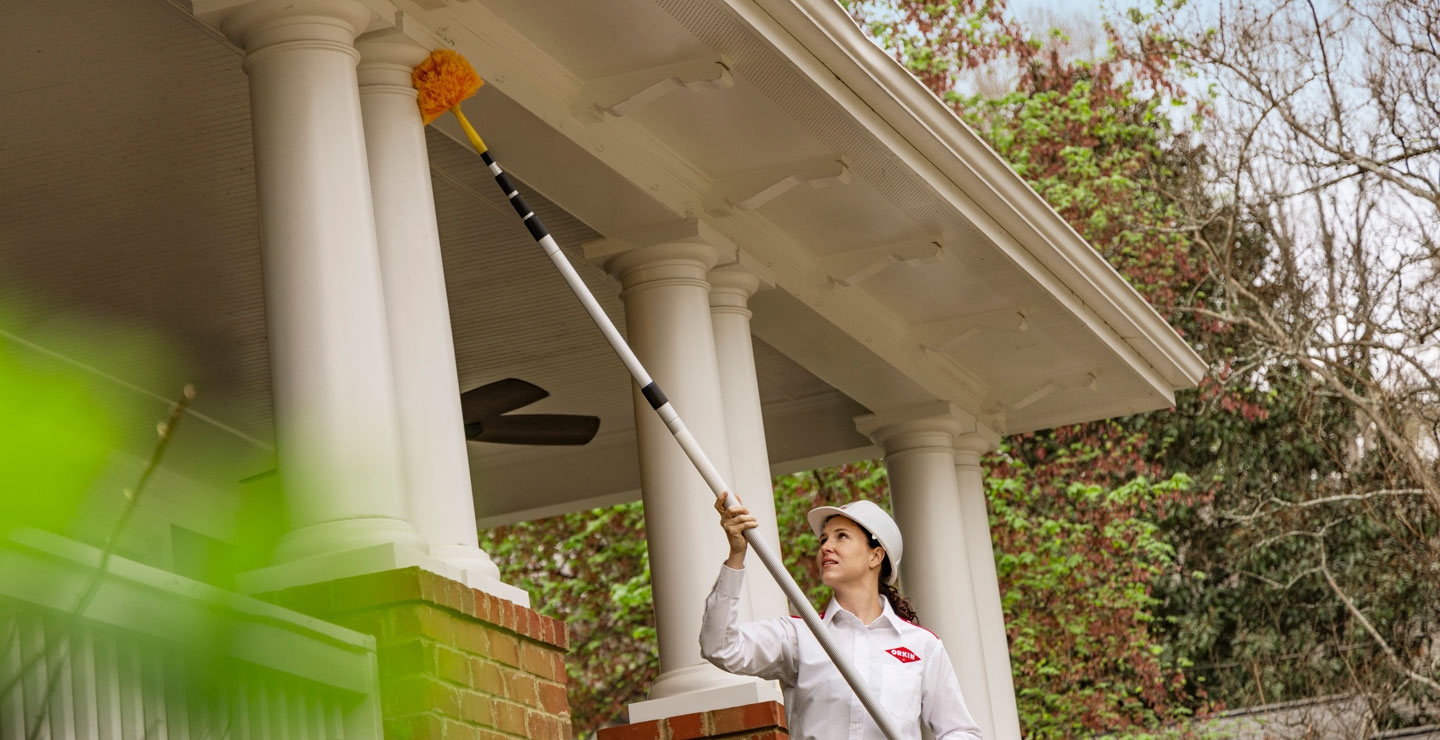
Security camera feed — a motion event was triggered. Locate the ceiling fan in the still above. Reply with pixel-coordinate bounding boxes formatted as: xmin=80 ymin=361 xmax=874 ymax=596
xmin=240 ymin=378 xmax=598 ymax=483
xmin=461 ymin=377 xmax=599 ymax=446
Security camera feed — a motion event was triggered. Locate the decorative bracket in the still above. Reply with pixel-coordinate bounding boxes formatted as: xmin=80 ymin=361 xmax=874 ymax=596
xmin=811 ymin=240 xmax=942 ymax=290
xmin=915 ymin=307 xmax=1034 ymax=353
xmin=1007 ymin=372 xmax=1098 ymax=412
xmin=705 ymin=156 xmax=851 ymax=214
xmin=574 ymin=57 xmax=733 ymax=122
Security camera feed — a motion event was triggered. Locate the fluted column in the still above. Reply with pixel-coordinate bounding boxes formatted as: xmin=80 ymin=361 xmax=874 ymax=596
xmin=218 ymin=0 xmax=426 ymax=564
xmin=708 ymin=263 xmax=787 ymax=621
xmin=586 ymin=226 xmax=780 ymax=721
xmin=355 ymin=32 xmax=504 ymax=589
xmin=954 ymin=434 xmax=1022 ymax=740
xmin=857 ymin=405 xmax=996 ymax=740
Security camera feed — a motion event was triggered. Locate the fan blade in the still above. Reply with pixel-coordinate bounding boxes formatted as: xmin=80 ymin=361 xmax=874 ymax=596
xmin=466 ymin=414 xmax=600 ymax=446
xmin=460 ymin=378 xmax=549 ymax=422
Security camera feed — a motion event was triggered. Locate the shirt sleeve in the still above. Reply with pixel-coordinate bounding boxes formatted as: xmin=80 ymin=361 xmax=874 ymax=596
xmin=924 ymin=641 xmax=985 ymax=740
xmin=699 ymin=565 xmax=799 ymax=684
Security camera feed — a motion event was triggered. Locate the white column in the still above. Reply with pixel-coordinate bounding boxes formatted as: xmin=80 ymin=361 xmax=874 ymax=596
xmin=355 ymin=32 xmax=504 ymax=588
xmin=857 ymin=406 xmax=996 ymax=740
xmin=955 ymin=435 xmax=1022 ymax=740
xmin=586 ymin=227 xmax=781 ymax=722
xmin=708 ymin=263 xmax=788 ymax=621
xmin=219 ymin=0 xmax=426 ymax=565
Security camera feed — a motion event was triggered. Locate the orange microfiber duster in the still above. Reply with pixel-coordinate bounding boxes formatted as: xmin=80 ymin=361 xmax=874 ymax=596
xmin=412 ymin=49 xmax=488 ymax=153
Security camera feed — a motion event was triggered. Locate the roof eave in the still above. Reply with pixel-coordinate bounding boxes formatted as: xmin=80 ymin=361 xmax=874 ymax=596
xmin=723 ymin=0 xmax=1207 ymax=393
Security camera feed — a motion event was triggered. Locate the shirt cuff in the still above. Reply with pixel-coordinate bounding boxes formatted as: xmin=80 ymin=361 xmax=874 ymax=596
xmin=714 ymin=564 xmax=746 ymax=598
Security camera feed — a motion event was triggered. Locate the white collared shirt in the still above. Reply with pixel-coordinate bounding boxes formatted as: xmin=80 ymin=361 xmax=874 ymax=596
xmin=700 ymin=565 xmax=984 ymax=740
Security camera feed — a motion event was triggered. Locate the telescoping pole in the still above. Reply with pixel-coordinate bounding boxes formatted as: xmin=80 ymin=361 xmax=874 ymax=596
xmin=452 ymin=117 xmax=906 ymax=740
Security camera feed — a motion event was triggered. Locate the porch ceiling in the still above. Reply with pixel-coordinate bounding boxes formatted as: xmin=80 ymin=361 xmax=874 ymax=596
xmin=0 ymin=0 xmax=1202 ymax=528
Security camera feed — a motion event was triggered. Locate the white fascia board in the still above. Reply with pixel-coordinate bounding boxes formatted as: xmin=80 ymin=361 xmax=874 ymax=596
xmin=717 ymin=0 xmax=1207 ymax=393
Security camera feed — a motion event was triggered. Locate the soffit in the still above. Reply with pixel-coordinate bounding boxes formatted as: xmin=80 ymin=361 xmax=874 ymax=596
xmin=416 ymin=0 xmax=1199 ymax=436
xmin=0 ymin=0 xmax=864 ymax=520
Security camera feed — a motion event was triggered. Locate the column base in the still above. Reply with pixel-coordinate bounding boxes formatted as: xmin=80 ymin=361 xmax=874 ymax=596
xmin=236 ymin=541 xmax=531 ymax=607
xmin=602 ymin=700 xmax=788 ymax=740
xmin=429 ymin=543 xmax=503 ymax=582
xmin=630 ymin=665 xmax=783 ymax=722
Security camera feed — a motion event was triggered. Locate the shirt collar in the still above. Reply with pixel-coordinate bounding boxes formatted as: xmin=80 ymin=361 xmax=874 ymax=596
xmin=821 ymin=593 xmax=904 ymax=633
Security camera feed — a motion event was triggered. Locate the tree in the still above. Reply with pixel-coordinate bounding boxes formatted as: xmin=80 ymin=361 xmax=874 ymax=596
xmin=1144 ymin=0 xmax=1440 ymax=727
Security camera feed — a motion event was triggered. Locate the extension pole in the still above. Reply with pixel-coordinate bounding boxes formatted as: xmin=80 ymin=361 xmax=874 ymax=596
xmin=450 ymin=110 xmax=904 ymax=740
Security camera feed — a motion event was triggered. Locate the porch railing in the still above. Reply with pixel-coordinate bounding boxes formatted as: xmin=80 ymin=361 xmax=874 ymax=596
xmin=0 ymin=528 xmax=382 ymax=740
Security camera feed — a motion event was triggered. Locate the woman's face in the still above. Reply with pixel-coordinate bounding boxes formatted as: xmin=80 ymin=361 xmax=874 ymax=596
xmin=817 ymin=515 xmax=886 ymax=588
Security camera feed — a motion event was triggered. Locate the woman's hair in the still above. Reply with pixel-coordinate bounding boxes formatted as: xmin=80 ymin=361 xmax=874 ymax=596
xmin=869 ymin=533 xmax=920 ymax=625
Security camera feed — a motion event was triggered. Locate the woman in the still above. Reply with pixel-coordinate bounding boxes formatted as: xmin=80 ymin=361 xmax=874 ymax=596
xmin=700 ymin=497 xmax=984 ymax=740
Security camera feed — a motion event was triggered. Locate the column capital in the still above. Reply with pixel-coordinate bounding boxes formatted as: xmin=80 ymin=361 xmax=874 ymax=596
xmin=356 ymin=14 xmax=447 ymax=72
xmin=195 ymin=0 xmax=384 ymax=51
xmin=708 ymin=255 xmax=774 ymax=314
xmin=855 ymin=401 xmax=970 ymax=446
xmin=953 ymin=431 xmax=999 ymax=471
xmin=584 ymin=218 xmax=737 ymax=284
xmin=955 ymin=428 xmax=1002 ymax=454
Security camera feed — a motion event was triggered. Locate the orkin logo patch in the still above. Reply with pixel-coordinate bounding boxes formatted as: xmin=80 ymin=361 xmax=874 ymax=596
xmin=885 ymin=647 xmax=920 ymax=664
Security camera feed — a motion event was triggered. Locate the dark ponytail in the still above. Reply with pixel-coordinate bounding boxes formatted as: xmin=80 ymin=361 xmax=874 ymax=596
xmin=873 ymin=536 xmax=920 ymax=625
xmin=879 ymin=581 xmax=919 ymax=624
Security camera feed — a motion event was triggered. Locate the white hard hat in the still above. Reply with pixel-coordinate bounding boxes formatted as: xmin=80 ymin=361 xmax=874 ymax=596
xmin=807 ymin=500 xmax=903 ymax=585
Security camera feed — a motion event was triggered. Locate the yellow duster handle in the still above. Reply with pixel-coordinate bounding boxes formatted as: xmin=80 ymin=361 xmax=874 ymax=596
xmin=451 ymin=107 xmax=488 ymax=157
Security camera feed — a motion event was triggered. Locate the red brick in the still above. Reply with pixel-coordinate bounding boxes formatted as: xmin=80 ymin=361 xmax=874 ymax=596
xmin=442 ymin=578 xmax=466 ymax=615
xmin=526 ymin=710 xmax=562 ymax=740
xmin=475 ymin=592 xmax=497 ymax=624
xmin=379 ymin=639 xmax=433 ymax=680
xmin=709 ymin=702 xmax=784 ymax=735
xmin=337 ymin=568 xmax=424 ymax=611
xmin=597 ymin=719 xmax=664 ymax=740
xmin=458 ymin=691 xmax=494 ymax=725
xmin=384 ymin=676 xmax=459 ymax=717
xmin=742 ymin=701 xmax=786 ymax=730
xmin=442 ymin=718 xmax=480 ymax=740
xmin=519 ymin=641 xmax=555 ymax=680
xmin=537 ymin=681 xmax=569 ymax=715
xmin=552 ymin=653 xmax=568 ymax=684
xmin=418 ymin=569 xmax=444 ymax=603
xmin=489 ymin=631 xmax=520 ymax=667
xmin=391 ymin=604 xmax=423 ymax=639
xmin=507 ymin=670 xmax=538 ymax=707
xmin=472 ymin=658 xmax=506 ymax=695
xmin=547 ymin=617 xmax=571 ymax=650
xmin=456 ymin=583 xmax=479 ymax=618
xmin=493 ymin=700 xmax=528 ymax=735
xmin=470 ymin=590 xmax=488 ymax=623
xmin=437 ymin=646 xmax=471 ymax=685
xmin=454 ymin=620 xmax=490 ymax=656
xmin=420 ymin=606 xmax=456 ymax=642
xmin=666 ymin=711 xmax=707 ymax=739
